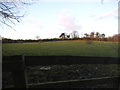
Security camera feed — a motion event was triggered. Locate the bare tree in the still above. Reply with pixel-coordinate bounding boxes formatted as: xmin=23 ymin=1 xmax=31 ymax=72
xmin=84 ymin=33 xmax=89 ymax=38
xmin=90 ymin=32 xmax=95 ymax=40
xmin=0 ymin=0 xmax=31 ymax=30
xmin=71 ymin=30 xmax=79 ymax=39
xmin=35 ymin=35 xmax=40 ymax=40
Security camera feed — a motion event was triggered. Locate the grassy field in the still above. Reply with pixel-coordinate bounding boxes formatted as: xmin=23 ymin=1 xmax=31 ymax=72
xmin=2 ymin=40 xmax=119 ymax=57
xmin=2 ymin=40 xmax=120 ymax=88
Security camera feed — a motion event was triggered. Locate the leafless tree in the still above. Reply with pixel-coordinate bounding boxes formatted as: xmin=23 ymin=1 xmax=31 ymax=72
xmin=0 ymin=0 xmax=32 ymax=30
xmin=112 ymin=34 xmax=120 ymax=42
xmin=71 ymin=30 xmax=79 ymax=39
xmin=84 ymin=33 xmax=89 ymax=38
xmin=35 ymin=35 xmax=40 ymax=40
xmin=90 ymin=32 xmax=95 ymax=40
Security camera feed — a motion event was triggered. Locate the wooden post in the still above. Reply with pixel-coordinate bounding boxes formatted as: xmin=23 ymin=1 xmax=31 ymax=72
xmin=12 ymin=55 xmax=28 ymax=88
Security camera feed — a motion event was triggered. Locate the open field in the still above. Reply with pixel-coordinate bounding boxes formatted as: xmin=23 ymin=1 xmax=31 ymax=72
xmin=2 ymin=40 xmax=119 ymax=57
xmin=2 ymin=40 xmax=120 ymax=88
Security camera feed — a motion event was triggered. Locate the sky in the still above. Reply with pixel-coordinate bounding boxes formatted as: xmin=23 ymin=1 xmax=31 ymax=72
xmin=0 ymin=0 xmax=119 ymax=39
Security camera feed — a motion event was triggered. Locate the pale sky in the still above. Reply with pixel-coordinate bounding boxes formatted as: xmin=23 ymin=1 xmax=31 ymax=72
xmin=0 ymin=0 xmax=119 ymax=39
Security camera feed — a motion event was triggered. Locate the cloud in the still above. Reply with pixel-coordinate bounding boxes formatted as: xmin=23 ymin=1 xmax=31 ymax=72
xmin=95 ymin=7 xmax=118 ymax=20
xmin=97 ymin=12 xmax=116 ymax=20
xmin=57 ymin=8 xmax=81 ymax=32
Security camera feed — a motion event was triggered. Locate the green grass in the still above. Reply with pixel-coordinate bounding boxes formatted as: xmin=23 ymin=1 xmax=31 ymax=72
xmin=2 ymin=40 xmax=119 ymax=57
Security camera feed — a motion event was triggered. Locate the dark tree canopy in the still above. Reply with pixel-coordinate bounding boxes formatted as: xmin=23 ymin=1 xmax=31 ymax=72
xmin=59 ymin=33 xmax=66 ymax=39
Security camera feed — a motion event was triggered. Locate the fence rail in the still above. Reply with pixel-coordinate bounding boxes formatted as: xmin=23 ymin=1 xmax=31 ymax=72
xmin=2 ymin=55 xmax=120 ymax=88
xmin=29 ymin=76 xmax=119 ymax=88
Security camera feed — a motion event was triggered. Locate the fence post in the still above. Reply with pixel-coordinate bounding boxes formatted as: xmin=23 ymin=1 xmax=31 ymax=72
xmin=12 ymin=55 xmax=28 ymax=88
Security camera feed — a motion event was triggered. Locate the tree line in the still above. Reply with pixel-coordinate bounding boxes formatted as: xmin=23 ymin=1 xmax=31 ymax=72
xmin=59 ymin=31 xmax=120 ymax=42
xmin=2 ymin=32 xmax=120 ymax=43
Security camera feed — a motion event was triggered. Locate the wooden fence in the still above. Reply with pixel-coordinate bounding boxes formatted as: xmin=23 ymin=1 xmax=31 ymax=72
xmin=2 ymin=55 xmax=120 ymax=88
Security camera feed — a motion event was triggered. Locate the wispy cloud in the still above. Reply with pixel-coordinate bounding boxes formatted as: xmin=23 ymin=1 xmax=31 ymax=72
xmin=95 ymin=7 xmax=119 ymax=20
xmin=57 ymin=8 xmax=81 ymax=32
